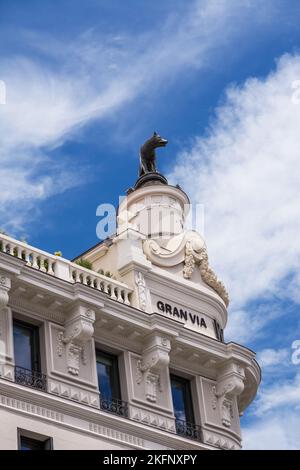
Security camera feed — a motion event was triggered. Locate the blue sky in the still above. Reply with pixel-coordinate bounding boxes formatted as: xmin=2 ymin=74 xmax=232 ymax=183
xmin=1 ymin=0 xmax=300 ymax=449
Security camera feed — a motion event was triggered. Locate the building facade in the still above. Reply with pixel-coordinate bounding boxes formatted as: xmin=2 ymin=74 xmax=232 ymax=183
xmin=0 ymin=172 xmax=260 ymax=450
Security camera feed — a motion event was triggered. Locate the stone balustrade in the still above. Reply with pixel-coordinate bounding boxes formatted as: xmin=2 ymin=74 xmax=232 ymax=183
xmin=0 ymin=233 xmax=132 ymax=305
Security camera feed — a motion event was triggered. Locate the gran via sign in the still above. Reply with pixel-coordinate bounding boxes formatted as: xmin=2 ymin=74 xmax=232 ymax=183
xmin=153 ymin=298 xmax=223 ymax=341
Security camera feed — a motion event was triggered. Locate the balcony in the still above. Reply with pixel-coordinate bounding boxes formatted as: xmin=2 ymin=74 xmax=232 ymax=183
xmin=7 ymin=366 xmax=202 ymax=443
xmin=14 ymin=366 xmax=47 ymax=392
xmin=0 ymin=233 xmax=132 ymax=306
xmin=99 ymin=396 xmax=129 ymax=418
xmin=175 ymin=419 xmax=202 ymax=441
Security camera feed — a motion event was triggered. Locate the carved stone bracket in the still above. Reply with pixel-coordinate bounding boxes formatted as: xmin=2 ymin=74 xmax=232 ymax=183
xmin=0 ymin=275 xmax=11 ymax=313
xmin=212 ymin=363 xmax=245 ymax=428
xmin=136 ymin=334 xmax=171 ymax=403
xmin=57 ymin=306 xmax=95 ymax=376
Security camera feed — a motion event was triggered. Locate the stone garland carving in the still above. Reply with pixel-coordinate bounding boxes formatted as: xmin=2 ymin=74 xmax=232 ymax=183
xmin=143 ymin=231 xmax=229 ymax=307
xmin=196 ymin=247 xmax=229 ymax=307
xmin=182 ymin=241 xmax=196 ymax=279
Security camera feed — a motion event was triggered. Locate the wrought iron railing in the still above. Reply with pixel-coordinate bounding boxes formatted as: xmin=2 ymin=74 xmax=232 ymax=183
xmin=175 ymin=418 xmax=202 ymax=441
xmin=14 ymin=366 xmax=47 ymax=392
xmin=10 ymin=367 xmax=202 ymax=443
xmin=99 ymin=395 xmax=129 ymax=418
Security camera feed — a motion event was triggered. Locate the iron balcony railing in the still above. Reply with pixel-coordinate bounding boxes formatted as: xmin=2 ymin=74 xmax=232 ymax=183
xmin=14 ymin=365 xmax=47 ymax=392
xmin=175 ymin=418 xmax=202 ymax=441
xmin=11 ymin=366 xmax=202 ymax=443
xmin=99 ymin=395 xmax=129 ymax=418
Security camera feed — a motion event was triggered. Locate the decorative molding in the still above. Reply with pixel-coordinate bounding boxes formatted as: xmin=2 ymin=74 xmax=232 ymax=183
xmin=130 ymin=405 xmax=176 ymax=433
xmin=9 ymin=297 xmax=65 ymax=324
xmin=0 ymin=393 xmax=64 ymax=422
xmin=198 ymin=247 xmax=229 ymax=307
xmin=136 ymin=334 xmax=170 ymax=403
xmin=57 ymin=306 xmax=95 ymax=376
xmin=135 ymin=272 xmax=148 ymax=311
xmin=212 ymin=363 xmax=245 ymax=428
xmin=89 ymin=422 xmax=144 ymax=448
xmin=202 ymin=430 xmax=240 ymax=450
xmin=183 ymin=240 xmax=196 ymax=279
xmin=143 ymin=231 xmax=229 ymax=306
xmin=48 ymin=379 xmax=99 ymax=407
xmin=0 ymin=392 xmax=145 ymax=449
xmin=0 ymin=275 xmax=11 ymax=311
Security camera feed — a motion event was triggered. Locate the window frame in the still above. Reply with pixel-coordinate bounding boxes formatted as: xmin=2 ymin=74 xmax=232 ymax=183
xmin=17 ymin=429 xmax=53 ymax=450
xmin=170 ymin=373 xmax=195 ymax=424
xmin=95 ymin=349 xmax=121 ymax=400
xmin=13 ymin=318 xmax=41 ymax=372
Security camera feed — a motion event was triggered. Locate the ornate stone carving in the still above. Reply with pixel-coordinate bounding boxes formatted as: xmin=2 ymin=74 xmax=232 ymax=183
xmin=66 ymin=342 xmax=82 ymax=375
xmin=57 ymin=306 xmax=95 ymax=376
xmin=0 ymin=275 xmax=10 ymax=310
xmin=135 ymin=272 xmax=148 ymax=311
xmin=57 ymin=331 xmax=64 ymax=357
xmin=212 ymin=363 xmax=245 ymax=428
xmin=197 ymin=247 xmax=229 ymax=307
xmin=145 ymin=371 xmax=161 ymax=402
xmin=136 ymin=334 xmax=170 ymax=403
xmin=183 ymin=240 xmax=196 ymax=279
xmin=143 ymin=231 xmax=229 ymax=306
xmin=221 ymin=398 xmax=233 ymax=428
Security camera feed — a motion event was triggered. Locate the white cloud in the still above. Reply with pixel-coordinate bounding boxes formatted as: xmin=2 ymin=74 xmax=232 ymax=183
xmin=242 ymin=370 xmax=300 ymax=449
xmin=253 ymin=372 xmax=300 ymax=416
xmin=243 ymin=410 xmax=300 ymax=450
xmin=257 ymin=348 xmax=289 ymax=368
xmin=0 ymin=0 xmax=275 ymax=232
xmin=170 ymin=53 xmax=300 ymax=341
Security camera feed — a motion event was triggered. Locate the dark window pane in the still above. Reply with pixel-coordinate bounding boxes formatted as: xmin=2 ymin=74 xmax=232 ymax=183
xmin=13 ymin=320 xmax=40 ymax=371
xmin=20 ymin=436 xmax=47 ymax=450
xmin=96 ymin=350 xmax=120 ymax=399
xmin=170 ymin=375 xmax=194 ymax=423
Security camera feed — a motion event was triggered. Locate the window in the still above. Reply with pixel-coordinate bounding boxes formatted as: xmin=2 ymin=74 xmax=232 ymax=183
xmin=13 ymin=319 xmax=41 ymax=371
xmin=96 ymin=350 xmax=121 ymax=400
xmin=170 ymin=374 xmax=194 ymax=423
xmin=18 ymin=430 xmax=53 ymax=450
xmin=170 ymin=374 xmax=201 ymax=441
xmin=96 ymin=349 xmax=128 ymax=417
xmin=13 ymin=319 xmax=47 ymax=391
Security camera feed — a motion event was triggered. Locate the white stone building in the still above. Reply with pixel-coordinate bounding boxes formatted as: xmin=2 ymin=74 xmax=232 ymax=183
xmin=0 ymin=172 xmax=260 ymax=450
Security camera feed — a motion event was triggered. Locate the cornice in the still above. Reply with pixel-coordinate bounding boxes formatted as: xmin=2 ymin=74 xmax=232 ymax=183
xmin=0 ymin=379 xmax=212 ymax=450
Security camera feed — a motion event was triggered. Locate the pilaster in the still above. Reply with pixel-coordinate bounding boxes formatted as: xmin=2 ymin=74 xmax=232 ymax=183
xmin=0 ymin=273 xmax=14 ymax=381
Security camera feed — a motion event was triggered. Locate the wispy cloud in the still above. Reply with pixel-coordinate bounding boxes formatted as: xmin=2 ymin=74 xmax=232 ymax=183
xmin=243 ymin=409 xmax=300 ymax=450
xmin=257 ymin=347 xmax=290 ymax=368
xmin=170 ymin=53 xmax=300 ymax=341
xmin=0 ymin=0 xmax=275 ymax=232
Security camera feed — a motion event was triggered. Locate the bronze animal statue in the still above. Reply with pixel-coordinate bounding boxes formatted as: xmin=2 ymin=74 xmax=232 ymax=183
xmin=139 ymin=132 xmax=168 ymax=176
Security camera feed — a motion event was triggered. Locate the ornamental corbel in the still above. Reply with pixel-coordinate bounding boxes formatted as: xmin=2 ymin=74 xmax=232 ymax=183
xmin=212 ymin=363 xmax=245 ymax=428
xmin=58 ymin=306 xmax=95 ymax=376
xmin=136 ymin=334 xmax=171 ymax=403
xmin=0 ymin=275 xmax=11 ymax=313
